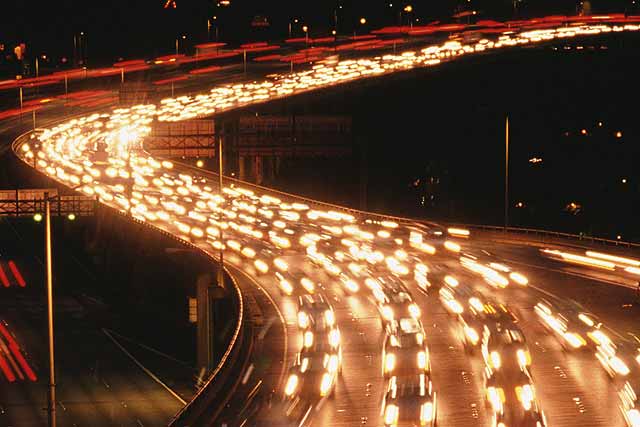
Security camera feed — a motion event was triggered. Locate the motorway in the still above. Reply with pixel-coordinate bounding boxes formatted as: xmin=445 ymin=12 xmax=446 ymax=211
xmin=3 ymin=17 xmax=640 ymax=427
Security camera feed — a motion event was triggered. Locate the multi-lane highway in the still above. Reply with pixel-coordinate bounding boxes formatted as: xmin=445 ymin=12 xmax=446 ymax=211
xmin=5 ymin=17 xmax=640 ymax=427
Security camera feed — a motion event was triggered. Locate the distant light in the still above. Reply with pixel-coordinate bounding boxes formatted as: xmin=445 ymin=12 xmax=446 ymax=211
xmin=529 ymin=157 xmax=543 ymax=164
xmin=389 ymin=3 xmax=393 ymax=7
xmin=360 ymin=17 xmax=367 ymax=25
xmin=515 ymin=201 xmax=525 ymax=208
xmin=302 ymin=25 xmax=308 ymax=32
xmin=622 ymin=178 xmax=627 ymax=184
xmin=404 ymin=5 xmax=413 ymax=12
xmin=33 ymin=213 xmax=43 ymax=222
xmin=615 ymin=131 xmax=623 ymax=138
xmin=196 ymin=159 xmax=204 ymax=168
xmin=617 ymin=235 xmax=622 ymax=240
xmin=332 ymin=30 xmax=336 ymax=35
xmin=597 ymin=121 xmax=603 ymax=127
xmin=68 ymin=213 xmax=76 ymax=221
xmin=581 ymin=129 xmax=588 ymax=135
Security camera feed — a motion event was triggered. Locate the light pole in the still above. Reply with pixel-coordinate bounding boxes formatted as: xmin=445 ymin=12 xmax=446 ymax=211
xmin=504 ymin=115 xmax=509 ymax=231
xmin=44 ymin=192 xmax=56 ymax=427
xmin=289 ymin=18 xmax=298 ymax=38
xmin=302 ymin=25 xmax=309 ymax=45
xmin=356 ymin=17 xmax=366 ymax=36
xmin=216 ymin=133 xmax=224 ymax=289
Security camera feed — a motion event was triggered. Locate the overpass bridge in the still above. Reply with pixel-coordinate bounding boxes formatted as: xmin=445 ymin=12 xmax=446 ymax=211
xmin=7 ymin=16 xmax=640 ymax=427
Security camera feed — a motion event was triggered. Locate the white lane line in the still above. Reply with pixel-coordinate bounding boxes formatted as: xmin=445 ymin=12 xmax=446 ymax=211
xmin=504 ymin=258 xmax=632 ymax=289
xmin=102 ymin=328 xmax=187 ymax=405
xmin=528 ymin=284 xmax=629 ymax=342
xmin=229 ymin=265 xmax=289 ymax=390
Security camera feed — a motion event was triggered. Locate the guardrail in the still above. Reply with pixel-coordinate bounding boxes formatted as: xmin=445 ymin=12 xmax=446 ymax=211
xmin=12 ymin=131 xmax=251 ymax=427
xmin=449 ymin=223 xmax=640 ymax=249
xmin=173 ymin=158 xmax=640 ymax=252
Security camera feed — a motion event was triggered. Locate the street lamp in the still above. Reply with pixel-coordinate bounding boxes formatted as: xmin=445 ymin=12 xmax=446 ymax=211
xmin=504 ymin=115 xmax=509 ymax=231
xmin=208 ymin=17 xmax=219 ymax=41
xmin=402 ymin=5 xmax=413 ymax=28
xmin=302 ymin=25 xmax=309 ymax=45
xmin=44 ymin=192 xmax=56 ymax=427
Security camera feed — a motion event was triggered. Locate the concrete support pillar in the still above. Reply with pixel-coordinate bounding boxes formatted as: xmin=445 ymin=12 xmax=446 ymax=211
xmin=238 ymin=156 xmax=246 ymax=181
xmin=196 ymin=273 xmax=213 ymax=371
xmin=264 ymin=156 xmax=275 ymax=182
xmin=254 ymin=156 xmax=263 ymax=185
xmin=274 ymin=156 xmax=281 ymax=177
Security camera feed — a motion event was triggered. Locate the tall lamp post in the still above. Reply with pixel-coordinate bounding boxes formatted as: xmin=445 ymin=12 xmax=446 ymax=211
xmin=302 ymin=25 xmax=309 ymax=45
xmin=44 ymin=192 xmax=56 ymax=427
xmin=216 ymin=133 xmax=224 ymax=288
xmin=504 ymin=115 xmax=509 ymax=231
xmin=38 ymin=184 xmax=82 ymax=427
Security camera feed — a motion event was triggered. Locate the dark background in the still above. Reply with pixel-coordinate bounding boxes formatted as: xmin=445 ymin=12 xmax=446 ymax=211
xmin=249 ymin=33 xmax=640 ymax=241
xmin=1 ymin=0 xmax=637 ymax=66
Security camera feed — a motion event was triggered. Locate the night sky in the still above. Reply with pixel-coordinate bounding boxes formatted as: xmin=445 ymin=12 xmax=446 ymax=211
xmin=1 ymin=0 xmax=635 ymax=64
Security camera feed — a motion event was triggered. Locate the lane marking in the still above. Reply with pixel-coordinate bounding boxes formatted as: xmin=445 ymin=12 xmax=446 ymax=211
xmin=229 ymin=265 xmax=289 ymax=391
xmin=102 ymin=328 xmax=187 ymax=405
xmin=504 ymin=258 xmax=633 ymax=289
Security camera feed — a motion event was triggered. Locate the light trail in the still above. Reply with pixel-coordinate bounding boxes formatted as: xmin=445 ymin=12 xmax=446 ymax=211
xmin=10 ymin=19 xmax=640 ymax=427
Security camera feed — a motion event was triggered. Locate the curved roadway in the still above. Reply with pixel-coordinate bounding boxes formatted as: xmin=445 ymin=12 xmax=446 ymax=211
xmin=10 ymin=19 xmax=640 ymax=427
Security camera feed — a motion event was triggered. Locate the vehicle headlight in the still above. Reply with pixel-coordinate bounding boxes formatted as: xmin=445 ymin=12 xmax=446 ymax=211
xmin=563 ymin=332 xmax=586 ymax=348
xmin=284 ymin=374 xmax=298 ymax=396
xmin=464 ymin=326 xmax=479 ymax=345
xmin=300 ymin=278 xmax=315 ymax=293
xmin=490 ymin=351 xmax=501 ymax=369
xmin=420 ymin=402 xmax=434 ymax=424
xmin=298 ymin=311 xmax=309 ymax=329
xmin=274 ymin=258 xmax=288 ymax=271
xmin=516 ymin=384 xmax=534 ymax=411
xmin=611 ymin=356 xmax=631 ymax=376
xmin=487 ymin=386 xmax=505 ymax=411
xmin=385 ymin=353 xmax=396 ymax=373
xmin=509 ymin=272 xmax=528 ymax=285
xmin=627 ymin=409 xmax=640 ymax=427
xmin=516 ymin=349 xmax=531 ymax=368
xmin=328 ymin=328 xmax=341 ymax=348
xmin=409 ymin=303 xmax=421 ymax=318
xmin=382 ymin=305 xmax=394 ymax=321
xmin=327 ymin=354 xmax=339 ymax=373
xmin=345 ymin=279 xmax=359 ymax=293
xmin=325 ymin=310 xmax=335 ymax=327
xmin=320 ymin=372 xmax=333 ymax=396
xmin=384 ymin=404 xmax=399 ymax=426
xmin=280 ymin=279 xmax=293 ymax=295
xmin=303 ymin=330 xmax=314 ymax=348
xmin=254 ymin=259 xmax=269 ymax=273
xmin=417 ymin=351 xmax=428 ymax=370
xmin=446 ymin=299 xmax=463 ymax=314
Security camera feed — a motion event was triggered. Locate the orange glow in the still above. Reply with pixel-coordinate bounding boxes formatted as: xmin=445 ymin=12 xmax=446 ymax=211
xmin=585 ymin=251 xmax=640 ymax=267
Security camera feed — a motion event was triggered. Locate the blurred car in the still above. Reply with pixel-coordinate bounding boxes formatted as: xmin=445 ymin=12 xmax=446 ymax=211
xmin=534 ymin=298 xmax=600 ymax=351
xmin=283 ymin=350 xmax=340 ymax=406
xmin=486 ymin=369 xmax=547 ymax=427
xmin=275 ymin=270 xmax=316 ymax=295
xmin=482 ymin=314 xmax=531 ymax=378
xmin=338 ymin=273 xmax=360 ymax=293
xmin=297 ymin=294 xmax=341 ymax=350
xmin=376 ymin=279 xmax=421 ymax=332
xmin=381 ymin=374 xmax=437 ymax=427
xmin=382 ymin=318 xmax=430 ymax=378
